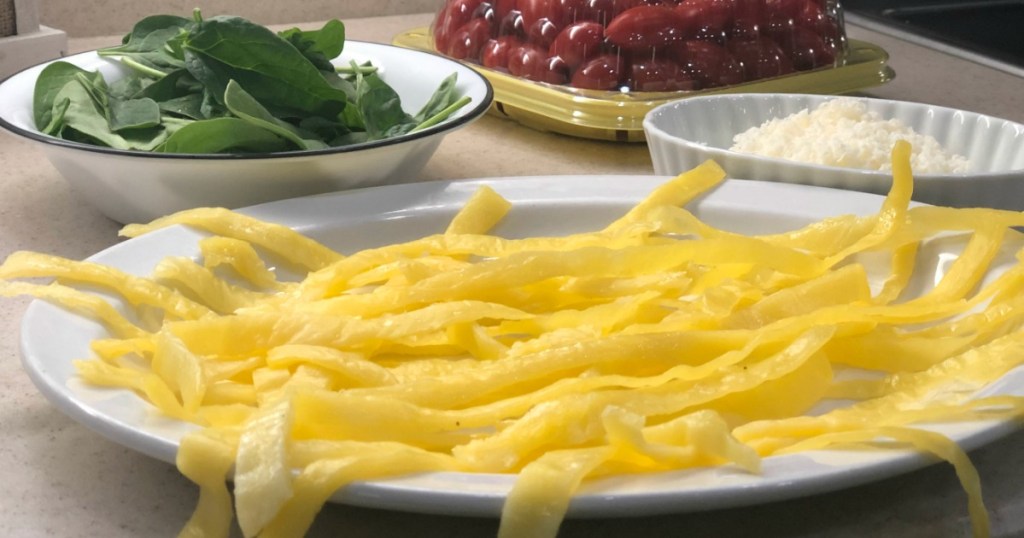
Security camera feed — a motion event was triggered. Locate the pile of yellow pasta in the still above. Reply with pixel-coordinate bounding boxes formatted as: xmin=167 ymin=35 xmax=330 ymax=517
xmin=4 ymin=141 xmax=1024 ymax=538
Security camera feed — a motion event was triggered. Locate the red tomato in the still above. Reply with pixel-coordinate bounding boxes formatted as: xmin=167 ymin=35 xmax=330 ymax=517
xmin=538 ymin=56 xmax=571 ymax=84
xmin=481 ymin=36 xmax=521 ymax=69
xmin=527 ymin=17 xmax=563 ymax=48
xmin=520 ymin=0 xmax=564 ymax=28
xmin=777 ymin=26 xmax=835 ymax=70
xmin=508 ymin=43 xmax=571 ymax=83
xmin=764 ymin=0 xmax=807 ymax=19
xmin=674 ymin=0 xmax=736 ymax=35
xmin=727 ymin=18 xmax=762 ymax=42
xmin=549 ymin=21 xmax=605 ymax=69
xmin=495 ymin=0 xmax=518 ymax=20
xmin=763 ymin=12 xmax=796 ymax=42
xmin=728 ymin=37 xmax=794 ymax=80
xmin=571 ymin=53 xmax=626 ymax=90
xmin=579 ymin=0 xmax=651 ymax=26
xmin=434 ymin=0 xmax=486 ymax=54
xmin=732 ymin=0 xmax=766 ymax=26
xmin=605 ymin=6 xmax=688 ymax=49
xmin=498 ymin=9 xmax=526 ymax=39
xmin=798 ymin=3 xmax=844 ymax=52
xmin=446 ymin=17 xmax=493 ymax=60
xmin=628 ymin=58 xmax=698 ymax=91
xmin=669 ymin=39 xmax=743 ymax=88
xmin=560 ymin=0 xmax=591 ymax=23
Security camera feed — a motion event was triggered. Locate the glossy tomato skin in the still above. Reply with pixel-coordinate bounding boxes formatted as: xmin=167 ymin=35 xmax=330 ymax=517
xmin=666 ymin=39 xmax=742 ymax=87
xmin=628 ymin=58 xmax=698 ymax=91
xmin=605 ymin=6 xmax=688 ymax=49
xmin=571 ymin=53 xmax=626 ymax=90
xmin=776 ymin=25 xmax=835 ymax=69
xmin=433 ymin=0 xmax=846 ymax=91
xmin=495 ymin=0 xmax=519 ymax=20
xmin=549 ymin=21 xmax=605 ymax=69
xmin=482 ymin=35 xmax=522 ymax=69
xmin=434 ymin=0 xmax=486 ymax=54
xmin=728 ymin=36 xmax=794 ymax=80
xmin=446 ymin=17 xmax=494 ymax=60
xmin=520 ymin=0 xmax=565 ymax=28
xmin=508 ymin=43 xmax=570 ymax=84
xmin=499 ymin=9 xmax=527 ymax=38
xmin=674 ymin=0 xmax=736 ymax=35
xmin=527 ymin=17 xmax=563 ymax=48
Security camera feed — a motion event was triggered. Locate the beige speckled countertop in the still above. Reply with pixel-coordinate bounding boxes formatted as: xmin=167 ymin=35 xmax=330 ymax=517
xmin=3 ymin=12 xmax=1024 ymax=538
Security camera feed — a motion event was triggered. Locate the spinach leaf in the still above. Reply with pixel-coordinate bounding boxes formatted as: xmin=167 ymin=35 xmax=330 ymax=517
xmin=107 ymin=75 xmax=149 ymax=101
xmin=33 ymin=11 xmax=471 ymax=156
xmin=41 ymin=97 xmax=71 ymax=135
xmin=413 ymin=73 xmax=459 ymax=123
xmin=278 ymin=19 xmax=346 ymax=72
xmin=159 ymin=117 xmax=290 ymax=154
xmin=52 ymin=78 xmax=132 ymax=149
xmin=182 ymin=16 xmax=349 ymax=118
xmin=33 ymin=61 xmax=91 ymax=129
xmin=98 ymin=15 xmax=192 ymax=71
xmin=352 ymin=66 xmax=413 ymax=140
xmin=108 ymin=97 xmax=161 ymax=131
xmin=134 ymin=68 xmax=193 ymax=101
xmin=159 ymin=93 xmax=206 ymax=120
xmin=222 ymin=80 xmax=327 ymax=151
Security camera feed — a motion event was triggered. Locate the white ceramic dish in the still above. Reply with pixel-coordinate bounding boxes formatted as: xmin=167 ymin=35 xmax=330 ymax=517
xmin=0 ymin=42 xmax=493 ymax=224
xmin=18 ymin=175 xmax=1024 ymax=518
xmin=643 ymin=93 xmax=1024 ymax=210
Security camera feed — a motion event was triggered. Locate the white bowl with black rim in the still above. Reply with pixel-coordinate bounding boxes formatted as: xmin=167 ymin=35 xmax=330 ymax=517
xmin=0 ymin=41 xmax=493 ymax=224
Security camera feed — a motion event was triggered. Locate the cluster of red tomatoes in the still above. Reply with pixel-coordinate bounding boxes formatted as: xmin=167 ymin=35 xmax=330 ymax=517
xmin=432 ymin=0 xmax=845 ymax=92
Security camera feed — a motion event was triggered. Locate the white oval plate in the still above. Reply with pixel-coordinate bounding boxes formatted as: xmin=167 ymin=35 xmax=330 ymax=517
xmin=19 ymin=176 xmax=1024 ymax=517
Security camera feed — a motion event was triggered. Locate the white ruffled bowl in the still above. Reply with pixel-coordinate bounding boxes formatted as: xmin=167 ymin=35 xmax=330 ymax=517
xmin=643 ymin=93 xmax=1024 ymax=210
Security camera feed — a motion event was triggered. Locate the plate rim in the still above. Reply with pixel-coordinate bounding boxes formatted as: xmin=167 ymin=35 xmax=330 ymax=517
xmin=17 ymin=174 xmax=1024 ymax=518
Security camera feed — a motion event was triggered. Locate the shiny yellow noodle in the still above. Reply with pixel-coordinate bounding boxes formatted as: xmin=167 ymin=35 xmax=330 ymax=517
xmin=265 ymin=344 xmax=396 ymax=387
xmin=498 ymin=408 xmax=758 ymax=538
xmin=295 ymin=225 xmax=669 ymax=300
xmin=0 ymin=251 xmax=212 ymax=320
xmin=1 ymin=281 xmax=148 ymax=339
xmin=234 ymin=395 xmax=294 ymax=537
xmin=176 ymin=428 xmax=237 ymax=538
xmin=153 ymin=257 xmax=269 ymax=315
xmin=450 ymin=327 xmax=835 ymax=471
xmin=445 ymin=184 xmax=513 ymax=235
xmin=446 ymin=321 xmax=508 ymax=360
xmin=120 ymin=207 xmax=343 ymax=271
xmin=294 ymin=239 xmax=827 ymax=320
xmin=733 ymin=329 xmax=1024 ymax=454
xmin=343 ymin=255 xmax=470 ymax=290
xmin=9 ymin=142 xmax=1024 ymax=538
xmin=777 ymin=426 xmax=989 ymax=538
xmin=151 ymin=328 xmax=207 ymax=417
xmin=198 ymin=236 xmax=284 ymax=291
xmin=90 ymin=336 xmax=155 ymax=363
xmin=258 ymin=444 xmax=462 ymax=538
xmin=723 ymin=263 xmax=872 ymax=330
xmin=820 ymin=140 xmax=914 ymax=267
xmin=602 ymin=159 xmax=727 ymax=234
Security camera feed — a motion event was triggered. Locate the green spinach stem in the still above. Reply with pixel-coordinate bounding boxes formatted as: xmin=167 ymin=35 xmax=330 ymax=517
xmin=409 ymin=96 xmax=472 ymax=133
xmin=117 ymin=57 xmax=168 ymax=80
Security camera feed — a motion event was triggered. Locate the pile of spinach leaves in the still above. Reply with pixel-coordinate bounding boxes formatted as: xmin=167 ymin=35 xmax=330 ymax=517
xmin=33 ymin=10 xmax=471 ymax=154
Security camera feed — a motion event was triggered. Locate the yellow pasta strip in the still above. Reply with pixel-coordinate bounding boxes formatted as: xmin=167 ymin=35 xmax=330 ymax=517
xmin=0 ymin=251 xmax=213 ymax=319
xmin=8 ymin=142 xmax=1024 ymax=538
xmin=445 ymin=184 xmax=512 ymax=235
xmin=120 ymin=207 xmax=342 ymax=271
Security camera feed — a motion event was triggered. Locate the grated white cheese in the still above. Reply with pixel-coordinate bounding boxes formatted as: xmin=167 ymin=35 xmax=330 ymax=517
xmin=729 ymin=98 xmax=970 ymax=174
